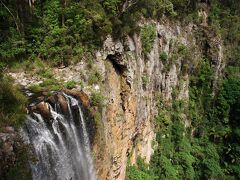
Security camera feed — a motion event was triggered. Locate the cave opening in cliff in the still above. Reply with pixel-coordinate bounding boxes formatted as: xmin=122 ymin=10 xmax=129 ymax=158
xmin=106 ymin=54 xmax=127 ymax=74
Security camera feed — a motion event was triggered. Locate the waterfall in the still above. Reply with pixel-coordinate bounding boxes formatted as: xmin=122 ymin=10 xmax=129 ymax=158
xmin=24 ymin=94 xmax=96 ymax=180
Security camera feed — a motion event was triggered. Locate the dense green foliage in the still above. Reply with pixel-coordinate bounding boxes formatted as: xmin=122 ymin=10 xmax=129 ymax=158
xmin=126 ymin=1 xmax=240 ymax=179
xmin=0 ymin=73 xmax=30 ymax=179
xmin=209 ymin=0 xmax=240 ymax=66
xmin=126 ymin=158 xmax=157 ymax=180
xmin=0 ymin=0 xmax=198 ymax=66
xmin=128 ymin=57 xmax=240 ymax=179
xmin=160 ymin=51 xmax=168 ymax=62
xmin=90 ymin=91 xmax=105 ymax=108
xmin=140 ymin=25 xmax=156 ymax=56
xmin=64 ymin=80 xmax=77 ymax=89
xmin=1 ymin=0 xmax=238 ymax=65
xmin=0 ymin=75 xmax=27 ymax=128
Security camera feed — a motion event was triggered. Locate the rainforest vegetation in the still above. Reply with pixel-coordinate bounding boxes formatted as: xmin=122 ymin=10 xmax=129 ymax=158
xmin=1 ymin=0 xmax=240 ymax=179
xmin=127 ymin=1 xmax=240 ymax=177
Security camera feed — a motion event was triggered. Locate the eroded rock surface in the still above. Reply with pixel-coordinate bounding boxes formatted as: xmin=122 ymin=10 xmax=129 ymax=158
xmin=92 ymin=21 xmax=224 ymax=180
xmin=8 ymin=19 xmax=224 ymax=180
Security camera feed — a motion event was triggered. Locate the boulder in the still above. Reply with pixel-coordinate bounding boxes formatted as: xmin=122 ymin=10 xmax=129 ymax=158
xmin=64 ymin=88 xmax=90 ymax=108
xmin=47 ymin=96 xmax=56 ymax=104
xmin=31 ymin=102 xmax=51 ymax=120
xmin=37 ymin=96 xmax=45 ymax=102
xmin=57 ymin=93 xmax=68 ymax=114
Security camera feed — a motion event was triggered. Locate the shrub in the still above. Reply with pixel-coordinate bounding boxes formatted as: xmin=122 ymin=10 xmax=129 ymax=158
xmin=49 ymin=85 xmax=61 ymax=91
xmin=140 ymin=25 xmax=156 ymax=56
xmin=37 ymin=78 xmax=61 ymax=92
xmin=90 ymin=92 xmax=105 ymax=108
xmin=142 ymin=75 xmax=148 ymax=89
xmin=126 ymin=165 xmax=156 ymax=180
xmin=126 ymin=158 xmax=157 ymax=180
xmin=160 ymin=51 xmax=168 ymax=62
xmin=37 ymin=69 xmax=53 ymax=79
xmin=40 ymin=79 xmax=56 ymax=87
xmin=88 ymin=68 xmax=103 ymax=85
xmin=0 ymin=75 xmax=27 ymax=127
xmin=28 ymin=84 xmax=43 ymax=93
xmin=64 ymin=80 xmax=77 ymax=89
xmin=79 ymin=80 xmax=84 ymax=89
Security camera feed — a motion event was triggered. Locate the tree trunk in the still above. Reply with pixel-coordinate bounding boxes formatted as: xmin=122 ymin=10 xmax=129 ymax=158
xmin=0 ymin=0 xmax=21 ymax=34
xmin=61 ymin=0 xmax=66 ymax=27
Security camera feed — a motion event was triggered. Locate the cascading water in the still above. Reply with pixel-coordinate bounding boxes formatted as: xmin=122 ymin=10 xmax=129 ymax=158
xmin=23 ymin=94 xmax=96 ymax=180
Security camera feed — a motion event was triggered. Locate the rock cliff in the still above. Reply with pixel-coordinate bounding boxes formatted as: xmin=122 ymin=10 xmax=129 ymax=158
xmin=7 ymin=19 xmax=224 ymax=180
xmin=91 ymin=20 xmax=223 ymax=179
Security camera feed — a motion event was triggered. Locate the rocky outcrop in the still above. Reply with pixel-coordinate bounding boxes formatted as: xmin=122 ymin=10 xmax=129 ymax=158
xmin=28 ymin=89 xmax=91 ymax=118
xmin=8 ymin=72 xmax=43 ymax=87
xmin=31 ymin=102 xmax=51 ymax=120
xmin=63 ymin=89 xmax=90 ymax=108
xmin=56 ymin=94 xmax=68 ymax=114
xmin=0 ymin=128 xmax=17 ymax=177
xmin=0 ymin=127 xmax=31 ymax=179
xmin=91 ymin=20 xmax=224 ymax=180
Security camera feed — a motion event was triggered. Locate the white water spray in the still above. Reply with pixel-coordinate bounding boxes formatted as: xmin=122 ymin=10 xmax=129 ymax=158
xmin=24 ymin=95 xmax=96 ymax=180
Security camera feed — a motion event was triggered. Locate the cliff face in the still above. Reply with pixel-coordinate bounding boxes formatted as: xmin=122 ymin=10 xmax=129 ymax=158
xmin=6 ymin=18 xmax=224 ymax=180
xmin=0 ymin=127 xmax=31 ymax=179
xmin=91 ymin=20 xmax=224 ymax=179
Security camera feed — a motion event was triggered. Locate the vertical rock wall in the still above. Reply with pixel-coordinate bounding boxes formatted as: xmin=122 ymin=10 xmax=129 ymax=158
xmin=92 ymin=20 xmax=224 ymax=180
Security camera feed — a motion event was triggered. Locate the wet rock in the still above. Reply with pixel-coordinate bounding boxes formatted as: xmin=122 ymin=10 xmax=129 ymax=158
xmin=0 ymin=130 xmax=16 ymax=159
xmin=0 ymin=129 xmax=31 ymax=179
xmin=57 ymin=94 xmax=68 ymax=114
xmin=31 ymin=102 xmax=51 ymax=120
xmin=1 ymin=127 xmax=15 ymax=134
xmin=47 ymin=96 xmax=56 ymax=104
xmin=37 ymin=96 xmax=45 ymax=102
xmin=64 ymin=88 xmax=90 ymax=108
